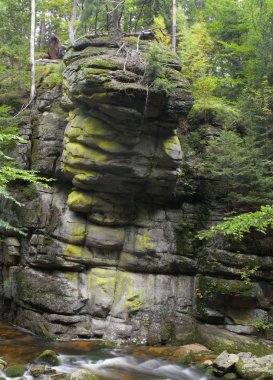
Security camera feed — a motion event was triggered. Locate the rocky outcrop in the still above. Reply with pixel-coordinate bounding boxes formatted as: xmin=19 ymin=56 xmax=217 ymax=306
xmin=1 ymin=38 xmax=273 ymax=348
xmin=209 ymin=350 xmax=273 ymax=379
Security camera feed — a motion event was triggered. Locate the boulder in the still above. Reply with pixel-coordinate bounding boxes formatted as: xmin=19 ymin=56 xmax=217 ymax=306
xmin=30 ymin=364 xmax=47 ymax=377
xmin=5 ymin=364 xmax=26 ymax=378
xmin=235 ymin=354 xmax=273 ymax=379
xmin=213 ymin=351 xmax=239 ymax=373
xmin=35 ymin=350 xmax=60 ymax=366
xmin=68 ymin=369 xmax=100 ymax=380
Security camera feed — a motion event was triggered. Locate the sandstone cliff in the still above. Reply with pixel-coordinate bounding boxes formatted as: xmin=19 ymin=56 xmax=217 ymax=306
xmin=1 ymin=38 xmax=273 ymax=353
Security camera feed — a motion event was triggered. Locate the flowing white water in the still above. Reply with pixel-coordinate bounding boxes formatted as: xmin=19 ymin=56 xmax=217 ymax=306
xmin=0 ymin=322 xmax=211 ymax=380
xmin=50 ymin=352 xmax=210 ymax=380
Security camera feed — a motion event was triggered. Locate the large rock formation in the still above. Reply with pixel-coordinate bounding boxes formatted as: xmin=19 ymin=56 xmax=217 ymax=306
xmin=1 ymin=38 xmax=273 ymax=350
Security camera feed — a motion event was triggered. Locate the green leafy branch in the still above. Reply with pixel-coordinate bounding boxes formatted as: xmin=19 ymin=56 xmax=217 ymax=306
xmin=198 ymin=205 xmax=273 ymax=240
xmin=0 ymin=105 xmax=52 ymax=235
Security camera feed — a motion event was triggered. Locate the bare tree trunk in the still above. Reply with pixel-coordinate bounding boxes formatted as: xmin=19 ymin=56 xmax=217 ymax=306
xmin=113 ymin=7 xmax=119 ymax=34
xmin=30 ymin=0 xmax=36 ymax=100
xmin=94 ymin=0 xmax=99 ymax=34
xmin=110 ymin=0 xmax=124 ymax=35
xmin=128 ymin=12 xmax=132 ymax=33
xmin=69 ymin=0 xmax=78 ymax=44
xmin=172 ymin=0 xmax=177 ymax=52
xmin=39 ymin=18 xmax=46 ymax=50
xmin=106 ymin=4 xmax=110 ymax=33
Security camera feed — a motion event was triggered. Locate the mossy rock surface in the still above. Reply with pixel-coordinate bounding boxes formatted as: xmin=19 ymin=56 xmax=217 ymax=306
xmin=235 ymin=356 xmax=273 ymax=379
xmin=35 ymin=349 xmax=60 ymax=365
xmin=5 ymin=364 xmax=26 ymax=378
xmin=197 ymin=324 xmax=273 ymax=356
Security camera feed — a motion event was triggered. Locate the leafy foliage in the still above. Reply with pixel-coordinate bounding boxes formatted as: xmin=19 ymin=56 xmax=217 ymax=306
xmin=198 ymin=205 xmax=273 ymax=240
xmin=1 ymin=0 xmax=273 ymax=240
xmin=144 ymin=44 xmax=176 ymax=94
xmin=0 ymin=106 xmax=51 ymax=234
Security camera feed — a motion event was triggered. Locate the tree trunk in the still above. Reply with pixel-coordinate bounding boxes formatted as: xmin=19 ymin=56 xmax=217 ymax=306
xmin=172 ymin=0 xmax=177 ymax=53
xmin=113 ymin=7 xmax=119 ymax=34
xmin=38 ymin=18 xmax=46 ymax=51
xmin=94 ymin=0 xmax=99 ymax=34
xmin=110 ymin=0 xmax=124 ymax=35
xmin=30 ymin=0 xmax=36 ymax=100
xmin=69 ymin=0 xmax=78 ymax=44
xmin=106 ymin=4 xmax=109 ymax=33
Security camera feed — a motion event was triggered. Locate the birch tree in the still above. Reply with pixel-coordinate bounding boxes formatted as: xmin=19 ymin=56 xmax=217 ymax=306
xmin=172 ymin=0 xmax=177 ymax=52
xmin=30 ymin=0 xmax=36 ymax=100
xmin=69 ymin=0 xmax=78 ymax=44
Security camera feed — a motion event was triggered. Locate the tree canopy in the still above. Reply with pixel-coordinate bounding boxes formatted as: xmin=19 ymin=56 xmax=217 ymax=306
xmin=1 ymin=0 xmax=273 ymax=238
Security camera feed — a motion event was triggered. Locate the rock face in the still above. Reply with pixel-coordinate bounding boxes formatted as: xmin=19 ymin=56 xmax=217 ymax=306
xmin=1 ymin=38 xmax=273 ymax=347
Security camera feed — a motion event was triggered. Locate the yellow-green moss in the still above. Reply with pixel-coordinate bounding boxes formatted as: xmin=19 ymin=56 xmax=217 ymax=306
xmin=163 ymin=135 xmax=180 ymax=156
xmin=78 ymin=115 xmax=107 ymax=136
xmin=86 ymin=92 xmax=111 ymax=104
xmin=64 ymin=244 xmax=91 ymax=259
xmin=35 ymin=65 xmax=52 ymax=85
xmin=67 ymin=191 xmax=96 ymax=212
xmin=36 ymin=64 xmax=63 ymax=88
xmin=66 ymin=219 xmax=87 ymax=245
xmin=91 ymin=137 xmax=124 ymax=153
xmin=82 ymin=67 xmax=111 ymax=83
xmin=136 ymin=230 xmax=156 ymax=251
xmin=64 ymin=142 xmax=107 ymax=164
xmin=5 ymin=365 xmax=26 ymax=377
xmin=114 ymin=272 xmax=143 ymax=314
xmin=43 ymin=71 xmax=63 ymax=88
xmin=63 ymin=165 xmax=101 ymax=182
xmin=65 ymin=244 xmax=82 ymax=257
xmin=74 ymin=171 xmax=102 ymax=183
xmin=65 ymin=272 xmax=78 ymax=283
xmin=91 ymin=268 xmax=116 ymax=288
xmin=67 ymin=110 xmax=76 ymax=122
xmin=88 ymin=268 xmax=116 ymax=305
xmin=89 ymin=58 xmax=123 ymax=70
xmin=198 ymin=276 xmax=252 ymax=298
xmin=35 ymin=349 xmax=60 ymax=365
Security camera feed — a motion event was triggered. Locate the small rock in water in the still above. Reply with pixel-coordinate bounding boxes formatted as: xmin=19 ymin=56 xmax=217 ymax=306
xmin=30 ymin=364 xmax=47 ymax=377
xmin=202 ymin=360 xmax=213 ymax=367
xmin=223 ymin=372 xmax=238 ymax=379
xmin=0 ymin=359 xmax=7 ymax=367
xmin=49 ymin=373 xmax=66 ymax=380
xmin=35 ymin=350 xmax=60 ymax=366
xmin=68 ymin=369 xmax=101 ymax=380
xmin=5 ymin=364 xmax=27 ymax=378
xmin=0 ymin=359 xmax=7 ymax=372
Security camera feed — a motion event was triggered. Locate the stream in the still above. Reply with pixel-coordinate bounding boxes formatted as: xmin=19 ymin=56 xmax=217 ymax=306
xmin=0 ymin=321 xmax=211 ymax=380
